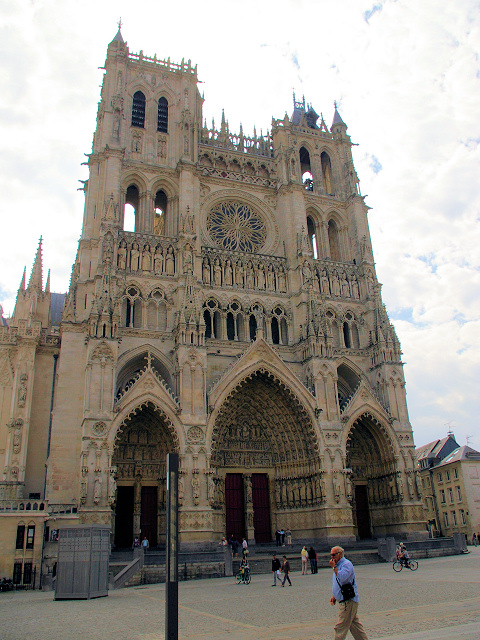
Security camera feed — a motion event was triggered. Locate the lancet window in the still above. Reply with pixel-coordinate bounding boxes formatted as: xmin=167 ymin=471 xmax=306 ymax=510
xmin=154 ymin=190 xmax=167 ymax=235
xmin=131 ymin=91 xmax=146 ymax=128
xmin=307 ymin=216 xmax=318 ymax=258
xmin=300 ymin=146 xmax=313 ymax=191
xmin=124 ymin=185 xmax=139 ymax=232
xmin=328 ymin=219 xmax=341 ymax=261
xmin=157 ymin=97 xmax=168 ymax=133
xmin=321 ymin=152 xmax=333 ymax=194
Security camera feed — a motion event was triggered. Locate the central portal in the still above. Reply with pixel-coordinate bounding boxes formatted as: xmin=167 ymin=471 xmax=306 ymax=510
xmin=225 ymin=473 xmax=271 ymax=544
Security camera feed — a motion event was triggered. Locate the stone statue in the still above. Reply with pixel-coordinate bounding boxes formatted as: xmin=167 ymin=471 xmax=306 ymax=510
xmin=130 ymin=243 xmax=140 ymax=271
xmin=214 ymin=259 xmax=222 ymax=286
xmin=165 ymin=246 xmax=175 ymax=275
xmin=142 ymin=245 xmax=152 ymax=271
xmin=94 ymin=476 xmax=102 ymax=504
xmin=154 ymin=246 xmax=164 ymax=273
xmin=117 ymin=242 xmax=127 ymax=269
xmin=202 ymin=258 xmax=211 ymax=284
xmin=224 ymin=260 xmax=233 ymax=285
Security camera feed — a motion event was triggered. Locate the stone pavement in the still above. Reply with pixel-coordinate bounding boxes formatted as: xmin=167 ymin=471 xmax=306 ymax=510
xmin=1 ymin=547 xmax=479 ymax=640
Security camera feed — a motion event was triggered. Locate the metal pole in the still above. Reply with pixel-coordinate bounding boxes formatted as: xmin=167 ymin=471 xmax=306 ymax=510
xmin=165 ymin=453 xmax=179 ymax=640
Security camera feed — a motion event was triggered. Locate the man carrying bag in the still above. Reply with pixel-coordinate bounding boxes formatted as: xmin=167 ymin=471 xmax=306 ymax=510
xmin=329 ymin=546 xmax=369 ymax=640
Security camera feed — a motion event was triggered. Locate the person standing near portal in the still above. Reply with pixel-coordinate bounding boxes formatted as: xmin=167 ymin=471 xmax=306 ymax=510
xmin=142 ymin=536 xmax=149 ymax=554
xmin=329 ymin=546 xmax=369 ymax=640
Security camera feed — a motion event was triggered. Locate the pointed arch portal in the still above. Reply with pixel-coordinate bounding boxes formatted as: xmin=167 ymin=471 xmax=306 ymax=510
xmin=211 ymin=370 xmax=320 ymax=543
xmin=346 ymin=413 xmax=398 ymax=539
xmin=112 ymin=401 xmax=177 ymax=547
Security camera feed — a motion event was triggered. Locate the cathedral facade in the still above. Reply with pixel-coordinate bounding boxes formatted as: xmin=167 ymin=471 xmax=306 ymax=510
xmin=0 ymin=29 xmax=426 ymax=580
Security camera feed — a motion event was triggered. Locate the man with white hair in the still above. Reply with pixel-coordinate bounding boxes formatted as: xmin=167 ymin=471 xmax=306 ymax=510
xmin=329 ymin=546 xmax=369 ymax=640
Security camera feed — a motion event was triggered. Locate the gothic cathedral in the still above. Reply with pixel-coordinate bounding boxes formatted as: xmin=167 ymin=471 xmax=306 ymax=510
xmin=0 ymin=28 xmax=426 ymax=579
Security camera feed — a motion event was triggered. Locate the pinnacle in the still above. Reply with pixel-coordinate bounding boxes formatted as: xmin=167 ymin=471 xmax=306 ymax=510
xmin=27 ymin=237 xmax=43 ymax=292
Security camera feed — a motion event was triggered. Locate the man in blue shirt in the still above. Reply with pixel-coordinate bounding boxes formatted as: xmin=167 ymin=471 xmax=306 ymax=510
xmin=329 ymin=546 xmax=369 ymax=640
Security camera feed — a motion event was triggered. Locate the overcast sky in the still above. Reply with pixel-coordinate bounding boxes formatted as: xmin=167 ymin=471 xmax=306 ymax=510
xmin=0 ymin=0 xmax=479 ymax=450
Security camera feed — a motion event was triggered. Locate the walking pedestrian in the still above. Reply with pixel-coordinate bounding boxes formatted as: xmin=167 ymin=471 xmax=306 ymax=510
xmin=281 ymin=555 xmax=292 ymax=586
xmin=473 ymin=532 xmax=478 ymax=547
xmin=329 ymin=546 xmax=369 ymax=640
xmin=271 ymin=553 xmax=281 ymax=586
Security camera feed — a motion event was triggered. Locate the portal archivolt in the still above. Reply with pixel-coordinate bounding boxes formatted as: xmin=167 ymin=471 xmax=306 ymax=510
xmin=112 ymin=401 xmax=178 ymax=547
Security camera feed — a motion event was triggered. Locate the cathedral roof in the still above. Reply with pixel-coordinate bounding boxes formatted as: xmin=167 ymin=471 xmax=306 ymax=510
xmin=110 ymin=26 xmax=125 ymax=45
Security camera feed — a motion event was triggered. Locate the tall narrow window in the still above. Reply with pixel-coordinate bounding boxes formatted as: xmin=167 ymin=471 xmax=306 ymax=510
xmin=321 ymin=152 xmax=333 ymax=194
xmin=300 ymin=146 xmax=313 ymax=190
xmin=124 ymin=185 xmax=139 ymax=232
xmin=13 ymin=563 xmax=22 ymax=585
xmin=249 ymin=315 xmax=257 ymax=341
xmin=343 ymin=322 xmax=351 ymax=348
xmin=23 ymin=562 xmax=33 ymax=585
xmin=131 ymin=91 xmax=146 ymax=128
xmin=26 ymin=525 xmax=35 ymax=550
xmin=154 ymin=190 xmax=167 ymax=235
xmin=16 ymin=525 xmax=25 ymax=550
xmin=157 ymin=97 xmax=168 ymax=133
xmin=307 ymin=216 xmax=318 ymax=258
xmin=204 ymin=310 xmax=212 ymax=339
xmin=328 ymin=220 xmax=341 ymax=261
xmin=226 ymin=313 xmax=235 ymax=340
xmin=271 ymin=317 xmax=280 ymax=344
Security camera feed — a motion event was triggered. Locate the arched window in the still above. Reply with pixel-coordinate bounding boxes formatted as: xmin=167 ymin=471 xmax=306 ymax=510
xmin=300 ymin=146 xmax=313 ymax=191
xmin=328 ymin=220 xmax=341 ymax=261
xmin=271 ymin=317 xmax=280 ymax=344
xmin=307 ymin=216 xmax=318 ymax=258
xmin=321 ymin=152 xmax=333 ymax=194
xmin=204 ymin=309 xmax=212 ymax=338
xmin=124 ymin=185 xmax=139 ymax=232
xmin=249 ymin=315 xmax=257 ymax=341
xmin=343 ymin=322 xmax=352 ymax=348
xmin=226 ymin=312 xmax=235 ymax=340
xmin=131 ymin=91 xmax=146 ymax=128
xmin=154 ymin=190 xmax=167 ymax=235
xmin=157 ymin=97 xmax=168 ymax=133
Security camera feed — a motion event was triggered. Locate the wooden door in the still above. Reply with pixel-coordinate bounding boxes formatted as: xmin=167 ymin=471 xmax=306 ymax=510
xmin=225 ymin=473 xmax=245 ymax=544
xmin=141 ymin=486 xmax=158 ymax=547
xmin=115 ymin=486 xmax=134 ymax=548
xmin=252 ymin=473 xmax=271 ymax=543
xmin=355 ymin=484 xmax=372 ymax=539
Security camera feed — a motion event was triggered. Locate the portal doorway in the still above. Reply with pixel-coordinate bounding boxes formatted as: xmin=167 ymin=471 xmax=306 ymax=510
xmin=141 ymin=486 xmax=158 ymax=547
xmin=225 ymin=474 xmax=245 ymax=544
xmin=252 ymin=474 xmax=271 ymax=543
xmin=354 ymin=484 xmax=371 ymax=539
xmin=115 ymin=486 xmax=134 ymax=547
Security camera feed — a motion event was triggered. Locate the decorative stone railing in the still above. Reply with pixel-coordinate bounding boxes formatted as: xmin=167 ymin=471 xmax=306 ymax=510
xmin=198 ymin=165 xmax=275 ymax=187
xmin=0 ymin=326 xmax=61 ymax=346
xmin=0 ymin=499 xmax=47 ymax=512
xmin=199 ymin=131 xmax=273 ymax=158
xmin=128 ymin=51 xmax=197 ymax=76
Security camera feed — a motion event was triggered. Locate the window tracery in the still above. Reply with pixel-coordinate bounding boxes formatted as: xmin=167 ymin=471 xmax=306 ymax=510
xmin=206 ymin=201 xmax=267 ymax=252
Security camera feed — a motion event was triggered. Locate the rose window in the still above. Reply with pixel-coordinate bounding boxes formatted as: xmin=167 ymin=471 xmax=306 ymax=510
xmin=207 ymin=201 xmax=267 ymax=252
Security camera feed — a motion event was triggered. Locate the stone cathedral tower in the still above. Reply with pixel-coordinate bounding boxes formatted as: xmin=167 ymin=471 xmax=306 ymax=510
xmin=0 ymin=28 xmax=426 ymax=577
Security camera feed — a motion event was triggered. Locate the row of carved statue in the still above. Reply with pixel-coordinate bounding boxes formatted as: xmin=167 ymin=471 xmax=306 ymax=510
xmin=117 ymin=240 xmax=176 ymax=274
xmin=202 ymin=254 xmax=288 ymax=292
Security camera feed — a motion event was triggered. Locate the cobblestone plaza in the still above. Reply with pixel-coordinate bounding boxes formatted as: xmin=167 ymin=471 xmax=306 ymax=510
xmin=1 ymin=548 xmax=479 ymax=640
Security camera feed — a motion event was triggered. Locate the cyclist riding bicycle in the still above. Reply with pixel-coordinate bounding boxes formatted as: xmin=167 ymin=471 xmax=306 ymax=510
xmin=397 ymin=543 xmax=410 ymax=567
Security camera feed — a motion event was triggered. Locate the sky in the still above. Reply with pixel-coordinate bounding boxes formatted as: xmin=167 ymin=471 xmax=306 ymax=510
xmin=0 ymin=0 xmax=479 ymax=450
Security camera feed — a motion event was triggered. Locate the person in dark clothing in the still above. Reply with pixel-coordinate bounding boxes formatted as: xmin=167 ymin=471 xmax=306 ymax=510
xmin=271 ymin=553 xmax=281 ymax=586
xmin=308 ymin=546 xmax=317 ymax=574
xmin=281 ymin=555 xmax=292 ymax=586
xmin=275 ymin=529 xmax=281 ymax=546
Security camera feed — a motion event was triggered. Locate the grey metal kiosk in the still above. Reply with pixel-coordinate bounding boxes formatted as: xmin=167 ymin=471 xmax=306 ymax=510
xmin=55 ymin=525 xmax=110 ymax=599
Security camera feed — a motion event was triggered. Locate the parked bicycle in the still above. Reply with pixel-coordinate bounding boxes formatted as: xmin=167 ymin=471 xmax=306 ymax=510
xmin=393 ymin=558 xmax=418 ymax=572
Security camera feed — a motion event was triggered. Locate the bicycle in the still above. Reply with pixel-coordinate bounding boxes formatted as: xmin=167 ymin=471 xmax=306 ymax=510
xmin=235 ymin=568 xmax=251 ymax=584
xmin=393 ymin=558 xmax=418 ymax=572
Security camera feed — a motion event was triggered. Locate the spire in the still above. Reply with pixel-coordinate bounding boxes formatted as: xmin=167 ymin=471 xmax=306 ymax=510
xmin=18 ymin=267 xmax=26 ymax=292
xmin=45 ymin=269 xmax=51 ymax=293
xmin=27 ymin=237 xmax=43 ymax=292
xmin=332 ymin=101 xmax=346 ymax=128
xmin=111 ymin=18 xmax=124 ymax=44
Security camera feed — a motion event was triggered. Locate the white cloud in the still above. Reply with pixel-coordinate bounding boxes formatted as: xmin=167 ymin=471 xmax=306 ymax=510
xmin=0 ymin=0 xmax=479 ymax=450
